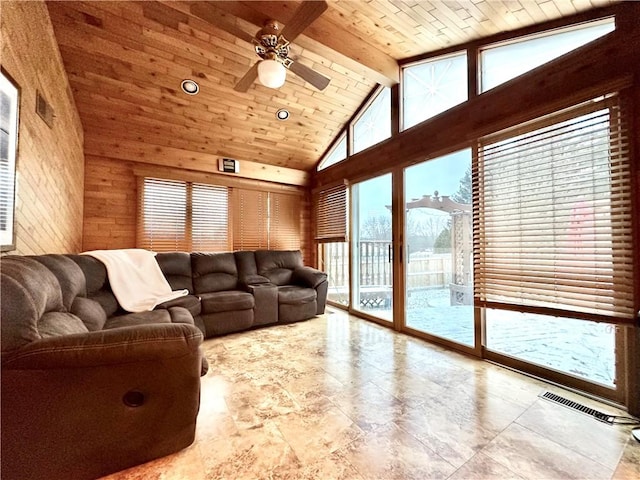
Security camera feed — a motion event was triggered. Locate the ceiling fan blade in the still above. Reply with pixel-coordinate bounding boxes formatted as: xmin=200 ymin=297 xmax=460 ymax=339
xmin=190 ymin=3 xmax=254 ymax=44
xmin=280 ymin=1 xmax=328 ymax=43
xmin=234 ymin=62 xmax=260 ymax=92
xmin=288 ymin=61 xmax=330 ymax=91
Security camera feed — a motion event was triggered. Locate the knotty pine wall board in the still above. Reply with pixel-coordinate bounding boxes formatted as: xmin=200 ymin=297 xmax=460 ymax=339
xmin=0 ymin=0 xmax=84 ymax=255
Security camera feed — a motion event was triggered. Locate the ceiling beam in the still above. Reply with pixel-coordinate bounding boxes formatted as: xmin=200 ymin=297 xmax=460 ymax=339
xmin=187 ymin=1 xmax=399 ymax=87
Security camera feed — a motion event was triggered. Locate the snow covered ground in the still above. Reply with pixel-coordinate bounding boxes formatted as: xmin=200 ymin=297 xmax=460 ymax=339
xmin=365 ymin=288 xmax=616 ymax=387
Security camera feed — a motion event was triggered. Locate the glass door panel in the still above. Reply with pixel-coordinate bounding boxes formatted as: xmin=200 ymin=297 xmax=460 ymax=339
xmin=352 ymin=174 xmax=393 ymax=322
xmin=486 ymin=311 xmax=617 ymax=388
xmin=404 ymin=150 xmax=474 ymax=347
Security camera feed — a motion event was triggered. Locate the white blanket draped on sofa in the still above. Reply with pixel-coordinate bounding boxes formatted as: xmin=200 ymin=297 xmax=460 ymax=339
xmin=82 ymin=249 xmax=188 ymax=313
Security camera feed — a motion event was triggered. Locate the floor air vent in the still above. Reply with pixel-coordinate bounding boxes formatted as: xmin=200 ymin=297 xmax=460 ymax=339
xmin=540 ymin=391 xmax=615 ymax=425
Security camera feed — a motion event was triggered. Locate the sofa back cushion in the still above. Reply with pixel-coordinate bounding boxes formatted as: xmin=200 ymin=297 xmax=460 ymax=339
xmin=191 ymin=252 xmax=238 ymax=293
xmin=156 ymin=252 xmax=194 ymax=293
xmin=0 ymin=256 xmax=88 ymax=355
xmin=31 ymin=254 xmax=107 ymax=332
xmin=32 ymin=255 xmax=86 ymax=310
xmin=67 ymin=254 xmax=119 ymax=317
xmin=255 ymin=250 xmax=303 ymax=286
xmin=234 ymin=250 xmax=258 ymax=277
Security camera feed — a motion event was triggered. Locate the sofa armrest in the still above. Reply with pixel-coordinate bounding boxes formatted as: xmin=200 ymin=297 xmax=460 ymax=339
xmin=1 ymin=322 xmax=204 ymax=480
xmin=247 ymin=283 xmax=278 ymax=326
xmin=293 ymin=266 xmax=328 ymax=289
xmin=2 ymin=323 xmax=203 ymax=370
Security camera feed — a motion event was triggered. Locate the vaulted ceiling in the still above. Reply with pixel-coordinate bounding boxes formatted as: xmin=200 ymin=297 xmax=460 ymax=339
xmin=46 ymin=0 xmax=614 ymax=175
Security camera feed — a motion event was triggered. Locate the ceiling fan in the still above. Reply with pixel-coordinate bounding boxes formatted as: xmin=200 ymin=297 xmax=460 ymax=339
xmin=231 ymin=1 xmax=332 ymax=92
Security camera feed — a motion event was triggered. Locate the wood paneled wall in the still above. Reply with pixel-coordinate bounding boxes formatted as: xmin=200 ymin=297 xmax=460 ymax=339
xmin=1 ymin=1 xmax=84 ymax=255
xmin=83 ymin=155 xmax=314 ymax=263
xmin=83 ymin=156 xmax=138 ymax=250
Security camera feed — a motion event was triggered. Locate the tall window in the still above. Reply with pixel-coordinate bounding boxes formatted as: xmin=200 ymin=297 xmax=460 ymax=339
xmin=475 ymin=95 xmax=632 ymax=388
xmin=268 ymin=192 xmax=301 ymax=250
xmin=316 ymin=183 xmax=349 ymax=306
xmin=480 ymin=18 xmax=615 ymax=92
xmin=231 ymin=189 xmax=301 ymax=250
xmin=352 ymin=87 xmax=391 ymax=154
xmin=192 ymin=183 xmax=229 ymax=252
xmin=138 ymin=178 xmax=229 ymax=252
xmin=474 ymin=94 xmax=633 ymax=322
xmin=232 ymin=188 xmax=268 ymax=250
xmin=402 ymin=51 xmax=468 ymax=130
xmin=0 ymin=72 xmax=19 ymax=250
xmin=138 ymin=178 xmax=189 ymax=251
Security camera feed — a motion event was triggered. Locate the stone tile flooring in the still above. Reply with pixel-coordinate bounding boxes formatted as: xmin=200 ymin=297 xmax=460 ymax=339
xmin=102 ymin=308 xmax=640 ymax=480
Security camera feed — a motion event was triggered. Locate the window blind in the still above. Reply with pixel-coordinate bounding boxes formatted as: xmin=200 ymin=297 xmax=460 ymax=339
xmin=473 ymin=95 xmax=635 ymax=323
xmin=138 ymin=178 xmax=188 ymax=252
xmin=269 ymin=192 xmax=301 ymax=250
xmin=232 ymin=188 xmax=268 ymax=250
xmin=192 ymin=183 xmax=230 ymax=252
xmin=138 ymin=178 xmax=231 ymax=253
xmin=315 ymin=183 xmax=348 ymax=243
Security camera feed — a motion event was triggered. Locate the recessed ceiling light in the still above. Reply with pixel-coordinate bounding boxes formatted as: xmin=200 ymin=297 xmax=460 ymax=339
xmin=181 ymin=79 xmax=199 ymax=95
xmin=276 ymin=109 xmax=290 ymax=121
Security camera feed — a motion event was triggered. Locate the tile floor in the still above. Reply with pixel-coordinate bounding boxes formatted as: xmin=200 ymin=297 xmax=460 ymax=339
xmin=103 ymin=308 xmax=640 ymax=480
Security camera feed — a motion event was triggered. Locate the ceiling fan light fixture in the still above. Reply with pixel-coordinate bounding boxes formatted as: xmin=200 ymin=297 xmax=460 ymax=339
xmin=181 ymin=79 xmax=199 ymax=95
xmin=257 ymin=59 xmax=286 ymax=89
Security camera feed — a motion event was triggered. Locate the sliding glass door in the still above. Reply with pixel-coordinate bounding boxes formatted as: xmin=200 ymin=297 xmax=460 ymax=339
xmin=476 ymin=97 xmax=629 ymax=400
xmin=403 ymin=150 xmax=474 ymax=348
xmin=351 ymin=173 xmax=393 ymax=323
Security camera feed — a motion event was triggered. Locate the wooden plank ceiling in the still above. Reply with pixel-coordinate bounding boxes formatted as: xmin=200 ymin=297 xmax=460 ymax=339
xmin=47 ymin=0 xmax=615 ymax=176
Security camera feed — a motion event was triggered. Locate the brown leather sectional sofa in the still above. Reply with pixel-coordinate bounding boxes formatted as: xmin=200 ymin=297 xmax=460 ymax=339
xmin=0 ymin=249 xmax=327 ymax=480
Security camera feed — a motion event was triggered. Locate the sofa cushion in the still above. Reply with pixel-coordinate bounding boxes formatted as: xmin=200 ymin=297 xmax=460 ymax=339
xmin=156 ymin=294 xmax=202 ymax=317
xmin=89 ymin=290 xmax=120 ymax=317
xmin=104 ymin=309 xmax=174 ymax=329
xmin=70 ymin=297 xmax=107 ymax=331
xmin=67 ymin=254 xmax=119 ymax=316
xmin=280 ymin=301 xmax=318 ymax=324
xmin=67 ymin=254 xmax=108 ymax=295
xmin=263 ymin=268 xmax=293 ymax=286
xmin=199 ymin=291 xmax=254 ymax=313
xmin=32 ymin=255 xmax=87 ymax=310
xmin=39 ymin=312 xmax=89 ymax=338
xmin=277 ymin=285 xmax=317 ymax=305
xmin=234 ymin=250 xmax=258 ymax=276
xmin=156 ymin=252 xmax=193 ymax=293
xmin=255 ymin=250 xmax=303 ymax=286
xmin=1 ymin=256 xmax=64 ymax=353
xmin=293 ymin=266 xmax=328 ymax=289
xmin=191 ymin=252 xmax=238 ymax=293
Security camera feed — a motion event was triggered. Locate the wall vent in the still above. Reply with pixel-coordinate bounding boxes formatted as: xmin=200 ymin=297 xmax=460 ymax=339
xmin=36 ymin=90 xmax=54 ymax=128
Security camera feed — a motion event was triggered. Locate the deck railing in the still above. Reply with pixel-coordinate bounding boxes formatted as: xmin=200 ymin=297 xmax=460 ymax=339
xmin=323 ymin=241 xmax=453 ymax=305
